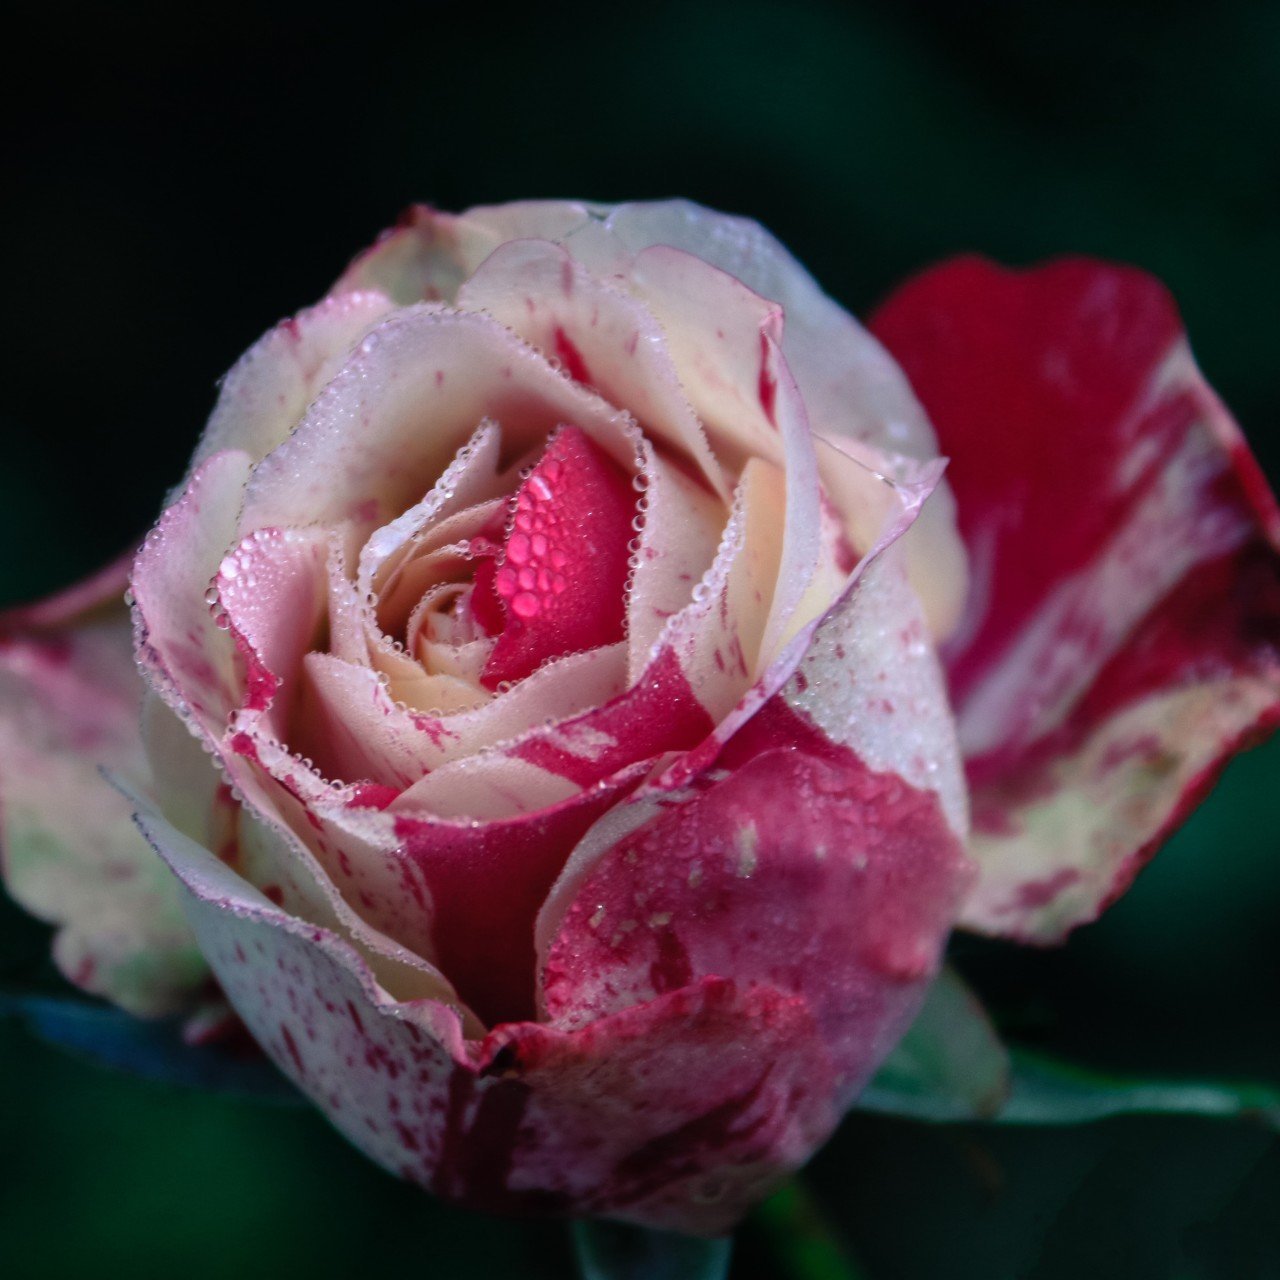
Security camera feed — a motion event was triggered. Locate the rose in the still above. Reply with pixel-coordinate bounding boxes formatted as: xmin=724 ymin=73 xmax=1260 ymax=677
xmin=3 ymin=203 xmax=1278 ymax=1236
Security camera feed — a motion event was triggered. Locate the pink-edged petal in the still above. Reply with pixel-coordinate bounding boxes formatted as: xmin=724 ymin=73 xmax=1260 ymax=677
xmin=358 ymin=419 xmax=507 ymax=610
xmin=501 ymin=429 xmax=951 ymax=816
xmin=190 ymin=291 xmax=394 ymax=471
xmin=456 ymin=237 xmax=729 ymax=499
xmin=597 ymin=249 xmax=835 ymax=662
xmin=674 ymin=458 xmax=785 ymax=704
xmin=621 ymin=244 xmax=783 ymax=469
xmin=146 ymin=805 xmax=838 ymax=1234
xmin=293 ymin=653 xmax=434 ymax=791
xmin=583 ymin=202 xmax=969 ymax=637
xmin=167 ymin=509 xmax=447 ymax=967
xmin=436 ymin=467 xmax=790 ymax=811
xmin=215 ymin=525 xmax=331 ymax=736
xmin=391 ymin=765 xmax=650 ymax=1027
xmin=537 ymin=450 xmax=965 ymax=948
xmin=542 ymin=699 xmax=970 ymax=1106
xmin=216 ymin=720 xmax=439 ymax=965
xmin=334 ymin=202 xmax=597 ymax=304
xmin=504 ymin=646 xmax=717 ymax=794
xmin=0 ymin=573 xmax=205 ymax=1015
xmin=593 ymin=200 xmax=939 ymax=454
xmin=293 ymin=642 xmax=629 ymax=789
xmin=221 ymin=688 xmax=648 ymax=1027
xmin=131 ymin=449 xmax=252 ymax=738
xmin=625 ymin=441 xmax=726 ymax=679
xmin=756 ymin=334 xmax=827 ymax=660
xmin=237 ymin=306 xmax=642 ymax=537
xmin=141 ymin=691 xmax=239 ymax=866
xmin=777 ymin=546 xmax=968 ymax=837
xmin=218 ymin=803 xmax=467 ymax=1013
xmin=394 ymin=754 xmax=583 ymax=820
xmin=871 ymin=255 xmax=1280 ymax=939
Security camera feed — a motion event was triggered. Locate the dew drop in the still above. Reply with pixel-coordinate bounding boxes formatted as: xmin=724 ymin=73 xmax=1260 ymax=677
xmin=511 ymin=591 xmax=540 ymax=619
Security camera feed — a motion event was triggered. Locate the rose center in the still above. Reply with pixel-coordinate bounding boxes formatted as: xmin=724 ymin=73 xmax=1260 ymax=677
xmin=383 ymin=425 xmax=637 ymax=702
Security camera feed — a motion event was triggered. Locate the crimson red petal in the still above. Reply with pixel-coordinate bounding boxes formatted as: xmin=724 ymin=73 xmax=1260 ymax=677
xmin=394 ymin=767 xmax=647 ymax=1027
xmin=543 ymin=700 xmax=970 ymax=1102
xmin=481 ymin=426 xmax=636 ymax=689
xmin=871 ymin=256 xmax=1280 ymax=938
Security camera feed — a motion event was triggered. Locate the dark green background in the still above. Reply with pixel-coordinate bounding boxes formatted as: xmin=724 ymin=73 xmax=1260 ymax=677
xmin=4 ymin=2 xmax=1280 ymax=1275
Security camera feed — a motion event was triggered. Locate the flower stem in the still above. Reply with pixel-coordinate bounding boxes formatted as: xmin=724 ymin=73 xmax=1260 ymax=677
xmin=753 ymin=1180 xmax=870 ymax=1280
xmin=571 ymin=1218 xmax=733 ymax=1280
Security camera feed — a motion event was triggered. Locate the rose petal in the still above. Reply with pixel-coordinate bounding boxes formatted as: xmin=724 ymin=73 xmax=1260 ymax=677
xmin=190 ymin=290 xmax=395 ymax=472
xmin=756 ymin=334 xmax=827 ymax=661
xmin=620 ymin=244 xmax=783 ymax=471
xmin=481 ymin=426 xmax=636 ymax=689
xmin=0 ymin=570 xmax=205 ymax=1015
xmin=871 ymin=255 xmax=1280 ymax=939
xmin=593 ymin=200 xmax=939 ymax=458
xmin=335 ymin=202 xmax=596 ymax=304
xmin=141 ymin=691 xmax=238 ymax=863
xmin=537 ymin=449 xmax=965 ymax=951
xmin=238 ymin=306 xmax=643 ymax=538
xmin=394 ymin=754 xmax=582 ymax=820
xmin=591 ymin=250 xmax=834 ymax=663
xmin=625 ymin=442 xmax=726 ymax=680
xmin=456 ymin=238 xmax=729 ymax=499
xmin=295 ymin=643 xmax=629 ymax=789
xmin=390 ymin=765 xmax=650 ymax=1025
xmin=220 ymin=682 xmax=655 ymax=1028
xmin=584 ymin=201 xmax=969 ymax=638
xmin=776 ymin=547 xmax=968 ymax=838
xmin=678 ymin=458 xmax=786 ymax=701
xmin=441 ymin=462 xmax=788 ymax=807
xmin=216 ymin=525 xmax=331 ymax=736
xmin=214 ymin=716 xmax=440 ymax=965
xmin=131 ymin=448 xmax=252 ymax=739
xmin=357 ymin=419 xmax=507 ymax=613
xmin=542 ymin=699 xmax=970 ymax=1109
xmin=145 ymin=803 xmax=838 ymax=1233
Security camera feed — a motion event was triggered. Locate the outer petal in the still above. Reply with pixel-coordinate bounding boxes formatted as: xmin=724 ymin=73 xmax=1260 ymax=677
xmin=0 ymin=560 xmax=206 ymax=1014
xmin=535 ymin=449 xmax=970 ymax=1077
xmin=579 ymin=200 xmax=969 ymax=636
xmin=542 ymin=702 xmax=969 ymax=1107
xmin=591 ymin=200 xmax=936 ymax=457
xmin=189 ymin=290 xmax=394 ymax=472
xmin=871 ymin=256 xmax=1280 ymax=939
xmin=455 ymin=238 xmax=730 ymax=501
xmin=143 ymin=805 xmax=842 ymax=1234
xmin=536 ymin=472 xmax=970 ymax=1103
xmin=334 ymin=202 xmax=597 ymax=304
xmin=131 ymin=448 xmax=252 ymax=740
xmin=236 ymin=305 xmax=643 ymax=537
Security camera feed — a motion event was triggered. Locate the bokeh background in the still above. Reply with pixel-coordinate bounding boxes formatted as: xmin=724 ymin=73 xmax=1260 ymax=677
xmin=4 ymin=2 xmax=1280 ymax=1276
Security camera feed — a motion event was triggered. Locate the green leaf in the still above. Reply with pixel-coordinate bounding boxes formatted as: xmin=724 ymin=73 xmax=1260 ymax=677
xmin=857 ymin=968 xmax=1280 ymax=1131
xmin=997 ymin=1048 xmax=1280 ymax=1128
xmin=860 ymin=966 xmax=1011 ymax=1121
xmin=571 ymin=1219 xmax=731 ymax=1280
xmin=0 ymin=991 xmax=303 ymax=1103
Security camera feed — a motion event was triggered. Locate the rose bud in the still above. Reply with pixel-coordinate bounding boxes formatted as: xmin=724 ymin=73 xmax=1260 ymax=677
xmin=2 ymin=202 xmax=1277 ymax=1235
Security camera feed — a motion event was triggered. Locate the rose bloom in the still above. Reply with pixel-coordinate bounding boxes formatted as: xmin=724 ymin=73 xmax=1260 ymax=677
xmin=3 ymin=202 xmax=1279 ymax=1234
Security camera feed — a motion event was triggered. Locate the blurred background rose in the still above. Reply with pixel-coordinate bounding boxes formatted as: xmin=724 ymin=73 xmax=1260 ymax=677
xmin=4 ymin=1 xmax=1280 ymax=1276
